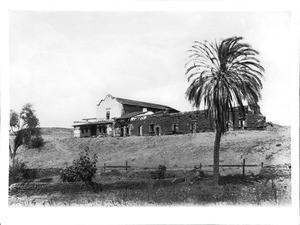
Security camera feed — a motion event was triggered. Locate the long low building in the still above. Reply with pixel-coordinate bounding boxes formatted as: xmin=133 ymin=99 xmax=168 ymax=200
xmin=73 ymin=94 xmax=266 ymax=138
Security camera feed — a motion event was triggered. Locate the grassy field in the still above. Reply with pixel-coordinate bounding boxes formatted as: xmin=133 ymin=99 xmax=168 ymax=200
xmin=16 ymin=125 xmax=290 ymax=171
xmin=9 ymin=172 xmax=291 ymax=206
xmin=9 ymin=125 xmax=291 ymax=206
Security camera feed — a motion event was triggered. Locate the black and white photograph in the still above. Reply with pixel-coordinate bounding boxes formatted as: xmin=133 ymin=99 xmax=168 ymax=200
xmin=0 ymin=1 xmax=299 ymax=225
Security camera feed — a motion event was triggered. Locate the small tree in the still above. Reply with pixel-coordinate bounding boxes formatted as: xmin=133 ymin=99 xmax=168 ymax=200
xmin=60 ymin=147 xmax=102 ymax=192
xmin=61 ymin=148 xmax=98 ymax=183
xmin=10 ymin=103 xmax=44 ymax=164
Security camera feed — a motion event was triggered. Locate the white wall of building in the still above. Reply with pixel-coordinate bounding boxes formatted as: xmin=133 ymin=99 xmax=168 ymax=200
xmin=74 ymin=126 xmax=81 ymax=137
xmin=97 ymin=94 xmax=123 ymax=120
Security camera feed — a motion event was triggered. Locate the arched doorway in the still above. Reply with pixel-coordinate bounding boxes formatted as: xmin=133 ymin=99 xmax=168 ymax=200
xmin=155 ymin=125 xmax=161 ymax=136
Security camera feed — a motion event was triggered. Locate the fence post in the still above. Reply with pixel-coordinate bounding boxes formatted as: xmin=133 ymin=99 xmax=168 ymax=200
xmin=126 ymin=160 xmax=128 ymax=171
xmin=242 ymin=159 xmax=245 ymax=176
xmin=104 ymin=163 xmax=106 ymax=173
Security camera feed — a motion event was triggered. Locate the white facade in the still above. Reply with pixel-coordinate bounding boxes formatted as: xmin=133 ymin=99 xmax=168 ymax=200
xmin=97 ymin=94 xmax=123 ymax=120
xmin=73 ymin=126 xmax=81 ymax=137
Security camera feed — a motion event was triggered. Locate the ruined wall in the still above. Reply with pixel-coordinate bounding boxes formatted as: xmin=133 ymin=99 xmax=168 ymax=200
xmin=129 ymin=108 xmax=266 ymax=136
xmin=130 ymin=110 xmax=214 ymax=136
xmin=75 ymin=106 xmax=266 ymax=138
xmin=230 ymin=106 xmax=266 ymax=130
xmin=246 ymin=113 xmax=266 ymax=129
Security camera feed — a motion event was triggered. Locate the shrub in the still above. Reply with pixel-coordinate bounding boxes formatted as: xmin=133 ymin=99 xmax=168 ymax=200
xmin=27 ymin=136 xmax=45 ymax=149
xmin=9 ymin=159 xmax=37 ymax=185
xmin=60 ymin=147 xmax=98 ymax=183
xmin=157 ymin=165 xmax=167 ymax=179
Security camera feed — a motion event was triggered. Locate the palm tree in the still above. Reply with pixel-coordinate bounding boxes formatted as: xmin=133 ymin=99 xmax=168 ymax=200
xmin=185 ymin=36 xmax=264 ymax=184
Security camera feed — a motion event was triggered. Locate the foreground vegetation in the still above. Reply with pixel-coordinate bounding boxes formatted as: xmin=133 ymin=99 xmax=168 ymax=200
xmin=9 ymin=125 xmax=291 ymax=206
xmin=9 ymin=162 xmax=291 ymax=206
xmin=9 ymin=172 xmax=291 ymax=206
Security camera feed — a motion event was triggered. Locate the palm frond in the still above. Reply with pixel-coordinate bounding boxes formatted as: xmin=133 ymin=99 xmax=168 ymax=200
xmin=185 ymin=36 xmax=264 ymax=134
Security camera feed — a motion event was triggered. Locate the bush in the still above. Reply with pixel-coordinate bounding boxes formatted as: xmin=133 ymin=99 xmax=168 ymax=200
xmin=60 ymin=147 xmax=98 ymax=183
xmin=157 ymin=165 xmax=167 ymax=179
xmin=27 ymin=136 xmax=44 ymax=149
xmin=9 ymin=159 xmax=37 ymax=185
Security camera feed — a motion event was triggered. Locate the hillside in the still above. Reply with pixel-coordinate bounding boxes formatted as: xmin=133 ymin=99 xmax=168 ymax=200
xmin=40 ymin=127 xmax=73 ymax=140
xmin=15 ymin=125 xmax=291 ymax=174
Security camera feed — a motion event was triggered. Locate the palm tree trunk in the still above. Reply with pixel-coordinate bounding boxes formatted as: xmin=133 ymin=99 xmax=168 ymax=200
xmin=213 ymin=127 xmax=222 ymax=185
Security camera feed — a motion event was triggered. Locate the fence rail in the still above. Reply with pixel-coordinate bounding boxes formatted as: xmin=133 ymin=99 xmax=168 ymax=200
xmin=195 ymin=159 xmax=264 ymax=176
xmin=103 ymin=161 xmax=131 ymax=172
xmin=102 ymin=159 xmax=265 ymax=176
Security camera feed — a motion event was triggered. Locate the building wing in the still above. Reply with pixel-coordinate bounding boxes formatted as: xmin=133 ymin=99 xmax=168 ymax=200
xmin=115 ymin=97 xmax=179 ymax=113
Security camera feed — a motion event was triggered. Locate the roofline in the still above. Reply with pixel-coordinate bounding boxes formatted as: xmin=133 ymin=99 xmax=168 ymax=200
xmin=96 ymin=94 xmax=115 ymax=106
xmin=96 ymin=94 xmax=179 ymax=112
xmin=97 ymin=94 xmax=180 ymax=112
xmin=115 ymin=97 xmax=173 ymax=110
xmin=73 ymin=121 xmax=113 ymax=127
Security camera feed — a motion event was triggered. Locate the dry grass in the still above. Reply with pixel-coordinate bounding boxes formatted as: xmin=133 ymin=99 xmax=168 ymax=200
xmin=9 ymin=175 xmax=291 ymax=206
xmin=15 ymin=126 xmax=290 ymax=173
xmin=9 ymin=125 xmax=291 ymax=206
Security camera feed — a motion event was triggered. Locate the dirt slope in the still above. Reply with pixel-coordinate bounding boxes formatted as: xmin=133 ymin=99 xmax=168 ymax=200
xmin=16 ymin=126 xmax=290 ymax=172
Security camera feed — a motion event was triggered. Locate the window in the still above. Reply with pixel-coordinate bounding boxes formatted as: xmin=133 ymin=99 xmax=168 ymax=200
xmin=190 ymin=122 xmax=197 ymax=132
xmin=138 ymin=125 xmax=143 ymax=136
xmin=149 ymin=124 xmax=155 ymax=133
xmin=172 ymin=124 xmax=179 ymax=133
xmin=106 ymin=111 xmax=110 ymax=120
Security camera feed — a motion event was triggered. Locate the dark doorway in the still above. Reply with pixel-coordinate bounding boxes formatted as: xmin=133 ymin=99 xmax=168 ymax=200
xmin=155 ymin=126 xmax=160 ymax=135
xmin=239 ymin=118 xmax=245 ymax=129
xmin=98 ymin=126 xmax=107 ymax=135
xmin=189 ymin=122 xmax=196 ymax=133
xmin=91 ymin=125 xmax=97 ymax=136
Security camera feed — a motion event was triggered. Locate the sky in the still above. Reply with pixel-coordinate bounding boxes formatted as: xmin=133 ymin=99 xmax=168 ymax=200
xmin=9 ymin=11 xmax=292 ymax=128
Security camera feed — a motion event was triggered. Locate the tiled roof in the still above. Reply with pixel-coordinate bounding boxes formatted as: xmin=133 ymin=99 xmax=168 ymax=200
xmin=115 ymin=97 xmax=179 ymax=112
xmin=116 ymin=111 xmax=146 ymax=120
xmin=73 ymin=120 xmax=112 ymax=127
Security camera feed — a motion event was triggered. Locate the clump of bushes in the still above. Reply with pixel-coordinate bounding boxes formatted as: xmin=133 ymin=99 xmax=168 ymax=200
xmin=9 ymin=159 xmax=37 ymax=185
xmin=156 ymin=165 xmax=167 ymax=179
xmin=151 ymin=165 xmax=167 ymax=179
xmin=27 ymin=135 xmax=44 ymax=149
xmin=60 ymin=147 xmax=98 ymax=182
xmin=60 ymin=147 xmax=102 ymax=192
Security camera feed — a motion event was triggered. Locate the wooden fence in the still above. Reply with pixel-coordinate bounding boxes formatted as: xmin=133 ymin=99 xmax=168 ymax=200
xmin=103 ymin=161 xmax=131 ymax=172
xmin=195 ymin=159 xmax=264 ymax=176
xmin=102 ymin=159 xmax=264 ymax=176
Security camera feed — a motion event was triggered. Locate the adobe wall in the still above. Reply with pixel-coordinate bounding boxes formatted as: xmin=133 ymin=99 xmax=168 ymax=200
xmin=74 ymin=107 xmax=266 ymax=138
xmin=246 ymin=113 xmax=266 ymax=129
xmin=129 ymin=109 xmax=266 ymax=136
xmin=130 ymin=110 xmax=214 ymax=136
xmin=229 ymin=107 xmax=266 ymax=130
